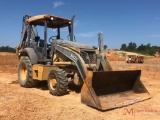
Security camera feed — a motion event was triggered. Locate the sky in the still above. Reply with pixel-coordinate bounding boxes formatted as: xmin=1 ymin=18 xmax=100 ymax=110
xmin=0 ymin=0 xmax=160 ymax=49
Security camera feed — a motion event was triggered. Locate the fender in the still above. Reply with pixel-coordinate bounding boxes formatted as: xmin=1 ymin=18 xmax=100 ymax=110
xmin=20 ymin=48 xmax=38 ymax=64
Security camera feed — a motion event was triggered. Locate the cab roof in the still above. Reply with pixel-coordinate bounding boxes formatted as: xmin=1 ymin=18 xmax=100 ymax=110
xmin=26 ymin=14 xmax=71 ymax=28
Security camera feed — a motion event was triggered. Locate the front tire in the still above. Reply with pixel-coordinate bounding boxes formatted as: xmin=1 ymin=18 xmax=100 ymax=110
xmin=18 ymin=57 xmax=38 ymax=87
xmin=48 ymin=69 xmax=68 ymax=96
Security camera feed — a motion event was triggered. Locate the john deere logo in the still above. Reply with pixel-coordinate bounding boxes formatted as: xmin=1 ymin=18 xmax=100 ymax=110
xmin=70 ymin=54 xmax=77 ymax=60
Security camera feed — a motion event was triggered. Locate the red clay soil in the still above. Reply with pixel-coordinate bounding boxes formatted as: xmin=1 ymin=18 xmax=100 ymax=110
xmin=0 ymin=52 xmax=160 ymax=120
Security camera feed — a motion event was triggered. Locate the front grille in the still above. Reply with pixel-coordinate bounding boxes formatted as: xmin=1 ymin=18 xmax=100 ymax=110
xmin=80 ymin=50 xmax=96 ymax=64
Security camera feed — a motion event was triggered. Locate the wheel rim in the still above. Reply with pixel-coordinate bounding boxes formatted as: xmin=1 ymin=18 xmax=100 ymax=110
xmin=49 ymin=75 xmax=57 ymax=90
xmin=20 ymin=63 xmax=27 ymax=81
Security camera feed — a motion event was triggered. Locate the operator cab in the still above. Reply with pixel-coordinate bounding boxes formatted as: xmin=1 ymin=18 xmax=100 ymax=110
xmin=26 ymin=14 xmax=74 ymax=63
xmin=27 ymin=14 xmax=73 ymax=42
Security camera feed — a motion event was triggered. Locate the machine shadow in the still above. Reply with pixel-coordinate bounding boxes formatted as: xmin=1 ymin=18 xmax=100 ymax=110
xmin=36 ymin=81 xmax=82 ymax=95
xmin=35 ymin=81 xmax=48 ymax=90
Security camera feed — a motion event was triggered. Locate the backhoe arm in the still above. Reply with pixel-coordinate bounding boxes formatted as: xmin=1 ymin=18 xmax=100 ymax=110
xmin=19 ymin=15 xmax=38 ymax=48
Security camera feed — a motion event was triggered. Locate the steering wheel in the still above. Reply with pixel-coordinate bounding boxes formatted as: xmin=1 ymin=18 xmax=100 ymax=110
xmin=49 ymin=36 xmax=57 ymax=43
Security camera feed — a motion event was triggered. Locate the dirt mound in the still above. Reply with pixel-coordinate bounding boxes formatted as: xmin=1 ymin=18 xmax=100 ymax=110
xmin=0 ymin=52 xmax=18 ymax=73
xmin=0 ymin=52 xmax=18 ymax=66
xmin=106 ymin=50 xmax=126 ymax=61
xmin=0 ymin=52 xmax=16 ymax=56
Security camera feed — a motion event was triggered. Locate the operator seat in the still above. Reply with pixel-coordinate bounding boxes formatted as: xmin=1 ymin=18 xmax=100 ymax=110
xmin=39 ymin=39 xmax=44 ymax=47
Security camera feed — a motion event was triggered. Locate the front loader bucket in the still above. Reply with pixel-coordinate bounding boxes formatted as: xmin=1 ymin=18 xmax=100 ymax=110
xmin=81 ymin=70 xmax=151 ymax=110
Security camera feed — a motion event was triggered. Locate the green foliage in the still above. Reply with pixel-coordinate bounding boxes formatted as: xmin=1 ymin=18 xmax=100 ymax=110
xmin=0 ymin=46 xmax=16 ymax=53
xmin=120 ymin=42 xmax=160 ymax=56
xmin=120 ymin=42 xmax=137 ymax=51
xmin=127 ymin=42 xmax=137 ymax=51
xmin=120 ymin=44 xmax=127 ymax=50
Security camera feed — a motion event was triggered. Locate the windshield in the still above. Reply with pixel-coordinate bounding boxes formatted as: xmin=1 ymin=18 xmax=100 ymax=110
xmin=35 ymin=25 xmax=71 ymax=45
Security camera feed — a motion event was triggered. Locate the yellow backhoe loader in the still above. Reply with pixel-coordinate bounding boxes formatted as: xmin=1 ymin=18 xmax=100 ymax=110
xmin=16 ymin=14 xmax=151 ymax=110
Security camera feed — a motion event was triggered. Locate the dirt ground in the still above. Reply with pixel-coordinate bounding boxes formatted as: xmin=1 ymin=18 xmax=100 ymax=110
xmin=0 ymin=52 xmax=160 ymax=120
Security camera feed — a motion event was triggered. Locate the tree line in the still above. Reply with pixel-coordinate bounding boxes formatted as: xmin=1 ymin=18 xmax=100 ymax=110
xmin=0 ymin=46 xmax=16 ymax=53
xmin=1 ymin=43 xmax=159 ymax=55
xmin=120 ymin=42 xmax=160 ymax=55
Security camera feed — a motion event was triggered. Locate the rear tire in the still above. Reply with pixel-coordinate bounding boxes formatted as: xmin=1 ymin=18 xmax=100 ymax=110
xmin=48 ymin=69 xmax=68 ymax=96
xmin=18 ymin=57 xmax=38 ymax=87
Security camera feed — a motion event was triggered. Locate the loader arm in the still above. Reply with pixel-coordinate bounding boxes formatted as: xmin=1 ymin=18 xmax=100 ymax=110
xmin=54 ymin=45 xmax=87 ymax=81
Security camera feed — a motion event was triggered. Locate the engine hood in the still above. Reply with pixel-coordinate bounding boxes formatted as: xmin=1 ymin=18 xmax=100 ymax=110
xmin=53 ymin=39 xmax=95 ymax=50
